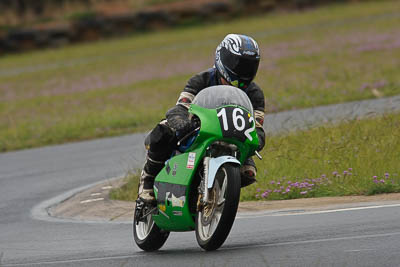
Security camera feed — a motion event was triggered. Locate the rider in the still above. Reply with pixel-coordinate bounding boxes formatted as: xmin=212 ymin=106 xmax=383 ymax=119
xmin=138 ymin=34 xmax=266 ymax=203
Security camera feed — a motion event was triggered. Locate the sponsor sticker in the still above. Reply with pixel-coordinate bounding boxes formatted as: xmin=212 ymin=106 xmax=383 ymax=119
xmin=159 ymin=204 xmax=166 ymax=212
xmin=186 ymin=152 xmax=196 ymax=169
xmin=170 ymin=194 xmax=185 ymax=208
xmin=172 ymin=163 xmax=178 ymax=176
xmin=173 ymin=211 xmax=183 ymax=216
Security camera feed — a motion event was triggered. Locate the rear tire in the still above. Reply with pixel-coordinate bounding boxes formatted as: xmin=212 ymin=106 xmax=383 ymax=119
xmin=195 ymin=163 xmax=241 ymax=251
xmin=133 ymin=205 xmax=169 ymax=251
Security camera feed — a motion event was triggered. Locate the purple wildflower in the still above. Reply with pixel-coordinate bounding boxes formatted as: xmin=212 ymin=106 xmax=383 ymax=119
xmin=348 ymin=168 xmax=353 ymax=171
xmin=321 ymin=174 xmax=326 ymax=178
xmin=359 ymin=83 xmax=370 ymax=91
xmin=343 ymin=171 xmax=348 ymax=176
xmin=332 ymin=171 xmax=338 ymax=176
xmin=286 ymin=188 xmax=291 ymax=193
xmin=374 ymin=80 xmax=387 ymax=89
xmin=385 ymin=173 xmax=390 ymax=178
xmin=256 ymin=188 xmax=261 ymax=192
xmin=270 ymin=181 xmax=275 ymax=185
xmin=380 ymin=179 xmax=385 ymax=184
xmin=300 ymin=191 xmax=308 ymax=195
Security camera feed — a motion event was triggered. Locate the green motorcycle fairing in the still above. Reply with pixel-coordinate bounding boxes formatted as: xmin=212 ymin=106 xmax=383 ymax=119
xmin=152 ymin=103 xmax=259 ymax=231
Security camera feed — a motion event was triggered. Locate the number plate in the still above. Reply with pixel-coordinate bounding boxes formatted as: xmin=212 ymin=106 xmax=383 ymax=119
xmin=217 ymin=106 xmax=255 ymax=142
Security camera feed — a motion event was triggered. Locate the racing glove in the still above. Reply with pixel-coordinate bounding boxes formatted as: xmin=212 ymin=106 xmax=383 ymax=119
xmin=166 ymin=105 xmax=194 ymax=136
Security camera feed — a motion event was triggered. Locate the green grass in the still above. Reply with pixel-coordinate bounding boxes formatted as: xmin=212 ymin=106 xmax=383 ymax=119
xmin=109 ymin=172 xmax=140 ymax=201
xmin=241 ymin=112 xmax=400 ymax=201
xmin=110 ymin=112 xmax=400 ymax=202
xmin=2 ymin=0 xmax=400 ymax=151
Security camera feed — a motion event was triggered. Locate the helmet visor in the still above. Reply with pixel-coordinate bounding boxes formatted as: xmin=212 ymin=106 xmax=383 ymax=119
xmin=221 ymin=49 xmax=260 ymax=80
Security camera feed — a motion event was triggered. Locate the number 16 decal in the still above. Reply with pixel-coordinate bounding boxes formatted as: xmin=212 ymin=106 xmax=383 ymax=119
xmin=217 ymin=107 xmax=255 ymax=141
xmin=217 ymin=108 xmax=229 ymax=131
xmin=244 ymin=117 xmax=255 ymax=141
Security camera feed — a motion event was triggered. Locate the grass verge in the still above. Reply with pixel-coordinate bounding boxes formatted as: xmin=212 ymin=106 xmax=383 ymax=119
xmin=242 ymin=112 xmax=400 ymax=201
xmin=110 ymin=112 xmax=400 ymax=202
xmin=109 ymin=171 xmax=140 ymax=202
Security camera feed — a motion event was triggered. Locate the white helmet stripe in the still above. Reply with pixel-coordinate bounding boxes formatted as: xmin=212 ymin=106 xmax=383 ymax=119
xmin=251 ymin=38 xmax=259 ymax=54
xmin=221 ymin=34 xmax=242 ymax=55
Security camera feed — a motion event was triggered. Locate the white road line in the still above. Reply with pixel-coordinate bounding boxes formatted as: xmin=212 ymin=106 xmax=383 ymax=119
xmin=5 ymin=232 xmax=400 ymax=266
xmin=220 ymin=231 xmax=400 ymax=252
xmin=0 ymin=254 xmax=147 ymax=266
xmin=237 ymin=203 xmax=400 ymax=219
xmin=345 ymin=249 xmax=375 ymax=252
xmin=101 ymin=186 xmax=113 ymax=190
xmin=80 ymin=198 xmax=104 ymax=204
xmin=90 ymin=193 xmax=101 ymax=196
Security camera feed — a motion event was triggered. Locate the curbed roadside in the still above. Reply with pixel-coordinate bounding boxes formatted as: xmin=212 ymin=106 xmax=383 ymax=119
xmin=48 ymin=177 xmax=400 ymax=223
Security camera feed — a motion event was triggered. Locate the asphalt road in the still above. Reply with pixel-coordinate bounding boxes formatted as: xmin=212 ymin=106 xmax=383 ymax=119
xmin=1 ymin=96 xmax=400 ymax=266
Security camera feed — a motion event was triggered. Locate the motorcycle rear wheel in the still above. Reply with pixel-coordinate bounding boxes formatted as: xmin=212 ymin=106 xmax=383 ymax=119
xmin=195 ymin=163 xmax=241 ymax=251
xmin=133 ymin=204 xmax=169 ymax=251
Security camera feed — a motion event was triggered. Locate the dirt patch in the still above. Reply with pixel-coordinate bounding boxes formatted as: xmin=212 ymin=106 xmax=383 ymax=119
xmin=49 ymin=177 xmax=400 ymax=222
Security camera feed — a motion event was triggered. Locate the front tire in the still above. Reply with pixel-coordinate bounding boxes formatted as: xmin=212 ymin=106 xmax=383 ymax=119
xmin=133 ymin=204 xmax=169 ymax=251
xmin=195 ymin=163 xmax=241 ymax=251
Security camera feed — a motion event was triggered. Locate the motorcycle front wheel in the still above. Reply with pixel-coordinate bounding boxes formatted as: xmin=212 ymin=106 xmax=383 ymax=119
xmin=195 ymin=163 xmax=241 ymax=251
xmin=133 ymin=204 xmax=169 ymax=251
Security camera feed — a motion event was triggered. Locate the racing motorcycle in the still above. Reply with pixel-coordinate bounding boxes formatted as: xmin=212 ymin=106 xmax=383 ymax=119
xmin=133 ymin=85 xmax=260 ymax=251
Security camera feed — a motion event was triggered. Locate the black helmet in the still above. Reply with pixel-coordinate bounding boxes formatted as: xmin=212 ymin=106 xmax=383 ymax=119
xmin=215 ymin=34 xmax=260 ymax=89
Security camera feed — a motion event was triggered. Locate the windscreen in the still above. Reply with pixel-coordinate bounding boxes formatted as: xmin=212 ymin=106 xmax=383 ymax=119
xmin=192 ymin=85 xmax=254 ymax=115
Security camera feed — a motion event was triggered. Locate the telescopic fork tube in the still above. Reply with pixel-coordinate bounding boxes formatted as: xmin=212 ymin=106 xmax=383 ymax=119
xmin=203 ymin=157 xmax=210 ymax=203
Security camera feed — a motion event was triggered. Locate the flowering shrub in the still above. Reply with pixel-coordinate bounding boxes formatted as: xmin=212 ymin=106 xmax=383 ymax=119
xmin=368 ymin=172 xmax=400 ymax=195
xmin=255 ymin=169 xmax=400 ymax=200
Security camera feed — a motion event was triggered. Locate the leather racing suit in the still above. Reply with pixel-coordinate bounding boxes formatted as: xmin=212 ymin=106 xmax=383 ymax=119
xmin=139 ymin=67 xmax=266 ymax=200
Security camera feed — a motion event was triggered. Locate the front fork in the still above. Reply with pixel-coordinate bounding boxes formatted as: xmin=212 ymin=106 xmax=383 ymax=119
xmin=197 ymin=156 xmax=210 ymax=211
xmin=202 ymin=157 xmax=210 ymax=204
xmin=197 ymin=155 xmax=241 ymax=211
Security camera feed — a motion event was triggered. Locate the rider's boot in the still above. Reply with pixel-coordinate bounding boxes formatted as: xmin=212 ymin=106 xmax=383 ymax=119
xmin=240 ymin=157 xmax=257 ymax=187
xmin=138 ymin=155 xmax=165 ymax=204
